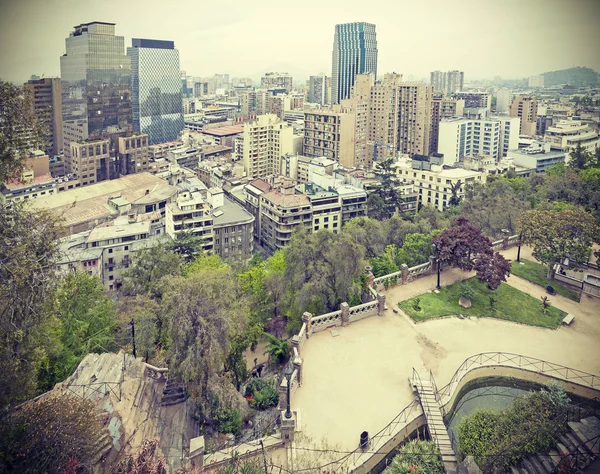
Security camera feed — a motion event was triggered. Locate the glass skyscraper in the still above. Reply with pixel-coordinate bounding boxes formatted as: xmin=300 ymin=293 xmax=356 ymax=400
xmin=331 ymin=22 xmax=378 ymax=104
xmin=60 ymin=22 xmax=132 ymax=141
xmin=127 ymin=39 xmax=184 ymax=145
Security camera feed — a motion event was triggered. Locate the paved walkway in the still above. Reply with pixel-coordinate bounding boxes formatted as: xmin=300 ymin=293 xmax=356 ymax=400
xmin=293 ymin=246 xmax=600 ymax=451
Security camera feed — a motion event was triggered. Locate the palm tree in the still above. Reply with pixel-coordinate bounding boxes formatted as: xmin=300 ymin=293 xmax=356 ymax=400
xmin=263 ymin=333 xmax=289 ymax=365
xmin=449 ymin=180 xmax=463 ymax=207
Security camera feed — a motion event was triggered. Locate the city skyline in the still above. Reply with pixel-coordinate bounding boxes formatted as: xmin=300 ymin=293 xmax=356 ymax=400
xmin=1 ymin=0 xmax=599 ymax=84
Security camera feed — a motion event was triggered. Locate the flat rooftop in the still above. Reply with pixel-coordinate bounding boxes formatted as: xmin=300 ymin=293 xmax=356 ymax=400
xmin=212 ymin=197 xmax=254 ymax=227
xmin=201 ymin=124 xmax=245 ymax=137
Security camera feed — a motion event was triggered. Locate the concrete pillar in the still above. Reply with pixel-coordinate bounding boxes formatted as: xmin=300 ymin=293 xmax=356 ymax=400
xmin=401 ymin=264 xmax=409 ymax=284
xmin=278 ymin=381 xmax=288 ymax=411
xmin=293 ymin=356 xmax=302 ymax=385
xmin=189 ymin=436 xmax=205 ymax=469
xmin=302 ymin=312 xmax=313 ymax=338
xmin=340 ymin=302 xmax=350 ymax=326
xmin=280 ymin=411 xmax=296 ymax=446
xmin=291 ymin=335 xmax=299 ymax=355
xmin=377 ymin=293 xmax=386 ymax=315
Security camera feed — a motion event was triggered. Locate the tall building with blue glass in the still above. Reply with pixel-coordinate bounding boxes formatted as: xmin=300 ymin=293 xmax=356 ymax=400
xmin=127 ymin=39 xmax=184 ymax=145
xmin=331 ymin=22 xmax=378 ymax=104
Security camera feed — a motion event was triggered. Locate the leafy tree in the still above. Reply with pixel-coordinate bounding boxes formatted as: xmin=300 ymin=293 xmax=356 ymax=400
xmin=284 ymin=229 xmax=365 ymax=316
xmin=370 ymin=244 xmax=400 ymax=277
xmin=344 ymin=216 xmax=388 ymax=257
xmin=435 ymin=217 xmax=510 ymax=290
xmin=387 ymin=439 xmax=443 ymax=474
xmin=368 ymin=157 xmax=402 ymax=219
xmin=461 ymin=179 xmax=530 ymax=238
xmin=397 ymin=232 xmax=437 ymax=268
xmin=263 ymin=333 xmax=289 ymax=365
xmin=39 ymin=271 xmax=117 ymax=390
xmin=164 ymin=229 xmax=208 ymax=263
xmin=518 ymin=208 xmax=600 ymax=279
xmin=0 ymin=201 xmax=63 ymax=411
xmin=115 ymin=295 xmax=161 ymax=362
xmin=0 ymin=393 xmax=106 ymax=474
xmin=448 ymin=179 xmax=463 ymax=207
xmin=414 ymin=205 xmax=449 ymax=232
xmin=121 ymin=244 xmax=183 ymax=298
xmin=162 ymin=263 xmax=248 ymax=422
xmin=568 ymin=141 xmax=591 ymax=170
xmin=244 ymin=378 xmax=279 ymax=410
xmin=0 ymin=80 xmax=45 ymax=183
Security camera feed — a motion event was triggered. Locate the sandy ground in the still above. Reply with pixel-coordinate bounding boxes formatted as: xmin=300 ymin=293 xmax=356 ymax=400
xmin=292 ymin=246 xmax=600 ymax=450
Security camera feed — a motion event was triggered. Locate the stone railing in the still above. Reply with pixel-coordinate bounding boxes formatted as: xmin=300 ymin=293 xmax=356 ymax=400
xmin=406 ymin=260 xmax=432 ymax=279
xmin=348 ymin=300 xmax=380 ymax=323
xmin=310 ymin=310 xmax=343 ymax=333
xmin=144 ymin=364 xmax=169 ymax=382
xmin=373 ymin=269 xmax=403 ymax=290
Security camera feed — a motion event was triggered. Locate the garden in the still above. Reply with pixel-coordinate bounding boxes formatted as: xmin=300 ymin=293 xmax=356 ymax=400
xmin=398 ymin=277 xmax=567 ymax=329
xmin=510 ymin=259 xmax=580 ymax=301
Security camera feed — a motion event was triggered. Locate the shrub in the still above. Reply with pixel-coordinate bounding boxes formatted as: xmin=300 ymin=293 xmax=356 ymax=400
xmin=460 ymin=282 xmax=476 ymax=300
xmin=541 ymin=296 xmax=551 ymax=312
xmin=213 ymin=403 xmax=242 ymax=434
xmin=387 ymin=439 xmax=443 ymax=474
xmin=412 ymin=297 xmax=421 ymax=311
xmin=458 ymin=410 xmax=499 ymax=463
xmin=244 ymin=378 xmax=279 ymax=411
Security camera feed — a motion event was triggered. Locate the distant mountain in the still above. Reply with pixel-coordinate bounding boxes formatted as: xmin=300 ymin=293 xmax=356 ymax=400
xmin=543 ymin=67 xmax=599 ymax=87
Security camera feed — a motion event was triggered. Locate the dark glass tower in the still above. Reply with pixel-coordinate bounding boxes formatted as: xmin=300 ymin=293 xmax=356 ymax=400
xmin=331 ymin=22 xmax=378 ymax=104
xmin=60 ymin=22 xmax=132 ymax=140
xmin=127 ymin=39 xmax=184 ymax=145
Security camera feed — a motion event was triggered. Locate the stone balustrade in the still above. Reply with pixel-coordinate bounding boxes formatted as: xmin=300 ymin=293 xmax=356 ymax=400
xmin=144 ymin=364 xmax=168 ymax=381
xmin=348 ymin=300 xmax=379 ymax=323
xmin=406 ymin=260 xmax=432 ymax=280
xmin=310 ymin=310 xmax=343 ymax=333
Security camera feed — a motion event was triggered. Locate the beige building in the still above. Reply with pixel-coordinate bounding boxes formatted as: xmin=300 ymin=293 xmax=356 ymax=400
xmin=510 ymin=95 xmax=538 ymax=136
xmin=430 ymin=97 xmax=463 ymax=153
xmin=68 ymin=138 xmax=111 ymax=186
xmin=116 ymin=134 xmax=149 ymax=176
xmin=212 ymin=196 xmax=255 ymax=260
xmin=303 ymin=106 xmax=358 ymax=168
xmin=165 ymin=190 xmax=214 ymax=252
xmin=24 ymin=77 xmax=63 ymax=156
xmin=396 ymin=83 xmax=433 ymax=156
xmin=261 ymin=72 xmax=293 ymax=93
xmin=238 ymin=114 xmax=295 ymax=179
xmin=544 ymin=119 xmax=600 ymax=152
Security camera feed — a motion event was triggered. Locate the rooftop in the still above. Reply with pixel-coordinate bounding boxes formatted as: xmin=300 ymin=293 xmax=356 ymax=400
xmin=212 ymin=197 xmax=254 ymax=227
xmin=262 ymin=190 xmax=310 ymax=208
xmin=87 ymin=221 xmax=151 ymax=242
xmin=5 ymin=173 xmax=55 ymax=190
xmin=201 ymin=124 xmax=245 ymax=137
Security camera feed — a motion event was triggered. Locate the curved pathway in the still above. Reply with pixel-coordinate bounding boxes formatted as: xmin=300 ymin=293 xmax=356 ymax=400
xmin=292 ymin=246 xmax=600 ymax=451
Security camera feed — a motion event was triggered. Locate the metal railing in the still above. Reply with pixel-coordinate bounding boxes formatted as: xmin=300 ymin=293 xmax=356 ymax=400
xmin=551 ymin=433 xmax=600 ymax=473
xmin=436 ymin=352 xmax=600 ymax=408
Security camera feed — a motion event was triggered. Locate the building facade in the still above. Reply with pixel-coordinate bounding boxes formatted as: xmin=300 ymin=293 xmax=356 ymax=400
xmin=308 ymin=75 xmax=330 ymax=105
xmin=60 ymin=21 xmax=133 ymax=174
xmin=303 ymin=107 xmax=357 ymax=168
xmin=446 ymin=70 xmax=464 ymax=94
xmin=510 ymin=95 xmax=538 ymax=136
xmin=24 ymin=77 xmax=63 ymax=156
xmin=544 ymin=120 xmax=600 ymax=152
xmin=261 ymin=73 xmax=293 ymax=93
xmin=331 ymin=22 xmax=378 ymax=104
xmin=127 ymin=38 xmax=184 ymax=145
xmin=430 ymin=71 xmax=446 ymax=94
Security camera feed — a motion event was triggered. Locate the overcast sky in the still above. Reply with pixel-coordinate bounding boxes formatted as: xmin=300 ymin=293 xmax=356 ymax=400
xmin=1 ymin=0 xmax=599 ymax=85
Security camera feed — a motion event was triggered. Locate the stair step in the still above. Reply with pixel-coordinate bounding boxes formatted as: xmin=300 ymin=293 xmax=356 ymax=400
xmin=581 ymin=416 xmax=600 ymax=432
xmin=569 ymin=423 xmax=600 ymax=456
xmin=522 ymin=458 xmax=542 ymax=474
xmin=537 ymin=454 xmax=555 ymax=472
xmin=558 ymin=434 xmax=576 ymax=452
xmin=528 ymin=455 xmax=547 ymax=474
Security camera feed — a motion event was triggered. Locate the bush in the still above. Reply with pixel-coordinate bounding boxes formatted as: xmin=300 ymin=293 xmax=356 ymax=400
xmin=244 ymin=378 xmax=279 ymax=411
xmin=458 ymin=388 xmax=569 ymax=472
xmin=460 ymin=282 xmax=476 ymax=300
xmin=213 ymin=403 xmax=242 ymax=434
xmin=387 ymin=439 xmax=443 ymax=474
xmin=412 ymin=297 xmax=421 ymax=311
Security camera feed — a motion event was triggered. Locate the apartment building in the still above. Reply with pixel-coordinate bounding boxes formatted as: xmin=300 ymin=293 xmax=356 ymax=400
xmin=115 ymin=134 xmax=150 ymax=176
xmin=24 ymin=77 xmax=63 ymax=156
xmin=510 ymin=95 xmax=538 ymax=136
xmin=68 ymin=138 xmax=111 ymax=186
xmin=507 ymin=142 xmax=566 ymax=173
xmin=165 ymin=190 xmax=214 ymax=251
xmin=396 ymin=155 xmax=484 ymax=211
xmin=261 ymin=73 xmax=293 ymax=93
xmin=303 ymin=106 xmax=357 ymax=168
xmin=438 ymin=116 xmax=519 ymax=164
xmin=396 ymin=83 xmax=433 ymax=156
xmin=236 ymin=114 xmax=295 ymax=179
xmin=544 ymin=119 xmax=600 ymax=152
xmin=429 ymin=97 xmax=464 ymax=154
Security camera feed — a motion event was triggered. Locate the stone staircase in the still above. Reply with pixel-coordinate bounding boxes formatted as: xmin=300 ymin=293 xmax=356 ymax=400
xmin=160 ymin=378 xmax=187 ymax=407
xmin=90 ymin=430 xmax=113 ymax=465
xmin=508 ymin=416 xmax=600 ymax=474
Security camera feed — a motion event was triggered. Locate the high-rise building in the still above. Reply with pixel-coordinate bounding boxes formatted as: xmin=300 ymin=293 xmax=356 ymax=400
xmin=308 ymin=75 xmax=330 ymax=105
xmin=60 ymin=22 xmax=132 ymax=181
xmin=261 ymin=73 xmax=293 ymax=93
xmin=24 ymin=77 xmax=63 ymax=156
xmin=396 ymin=83 xmax=433 ymax=156
xmin=430 ymin=71 xmax=446 ymax=94
xmin=331 ymin=22 xmax=378 ymax=104
xmin=127 ymin=38 xmax=184 ymax=145
xmin=237 ymin=114 xmax=295 ymax=179
xmin=446 ymin=70 xmax=464 ymax=94
xmin=429 ymin=97 xmax=463 ymax=154
xmin=510 ymin=95 xmax=538 ymax=136
xmin=495 ymin=88 xmax=514 ymax=113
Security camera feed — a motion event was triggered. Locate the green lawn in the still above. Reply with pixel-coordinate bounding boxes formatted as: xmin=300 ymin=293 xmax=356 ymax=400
xmin=398 ymin=277 xmax=567 ymax=329
xmin=510 ymin=259 xmax=580 ymax=302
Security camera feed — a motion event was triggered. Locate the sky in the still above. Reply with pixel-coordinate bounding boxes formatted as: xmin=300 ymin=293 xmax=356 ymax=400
xmin=1 ymin=0 xmax=599 ymax=85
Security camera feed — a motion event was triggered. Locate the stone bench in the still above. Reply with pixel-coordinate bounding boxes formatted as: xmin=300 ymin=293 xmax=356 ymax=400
xmin=562 ymin=314 xmax=574 ymax=325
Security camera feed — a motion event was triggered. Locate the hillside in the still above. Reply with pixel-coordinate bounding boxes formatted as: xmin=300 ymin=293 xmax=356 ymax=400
xmin=543 ymin=66 xmax=599 ymax=87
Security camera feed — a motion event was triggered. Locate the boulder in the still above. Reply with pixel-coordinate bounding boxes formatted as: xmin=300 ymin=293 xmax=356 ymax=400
xmin=459 ymin=296 xmax=472 ymax=308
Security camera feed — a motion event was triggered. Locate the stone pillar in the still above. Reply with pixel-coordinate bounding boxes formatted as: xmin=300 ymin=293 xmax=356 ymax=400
xmin=291 ymin=335 xmax=299 ymax=355
xmin=189 ymin=436 xmax=205 ymax=469
xmin=340 ymin=302 xmax=350 ymax=326
xmin=377 ymin=293 xmax=386 ymax=315
xmin=293 ymin=356 xmax=302 ymax=385
xmin=401 ymin=264 xmax=409 ymax=284
xmin=302 ymin=312 xmax=313 ymax=338
xmin=364 ymin=265 xmax=375 ymax=288
xmin=280 ymin=411 xmax=297 ymax=446
xmin=502 ymin=237 xmax=509 ymax=250
xmin=278 ymin=381 xmax=288 ymax=411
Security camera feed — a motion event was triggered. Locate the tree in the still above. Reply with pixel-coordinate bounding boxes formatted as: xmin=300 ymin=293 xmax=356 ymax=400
xmin=344 ymin=217 xmax=387 ymax=257
xmin=263 ymin=333 xmax=289 ymax=365
xmin=162 ymin=264 xmax=249 ymax=423
xmin=371 ymin=244 xmax=400 ymax=277
xmin=435 ymin=217 xmax=510 ymax=290
xmin=368 ymin=157 xmax=402 ymax=219
xmin=164 ymin=229 xmax=208 ymax=263
xmin=121 ymin=244 xmax=183 ymax=298
xmin=568 ymin=141 xmax=591 ymax=170
xmin=0 ymin=80 xmax=45 ymax=183
xmin=448 ymin=180 xmax=463 ymax=207
xmin=0 ymin=200 xmax=64 ymax=412
xmin=0 ymin=393 xmax=106 ymax=474
xmin=397 ymin=232 xmax=437 ymax=268
xmin=518 ymin=208 xmax=600 ymax=279
xmin=387 ymin=439 xmax=443 ymax=474
xmin=115 ymin=295 xmax=161 ymax=363
xmin=284 ymin=229 xmax=365 ymax=316
xmin=39 ymin=271 xmax=117 ymax=390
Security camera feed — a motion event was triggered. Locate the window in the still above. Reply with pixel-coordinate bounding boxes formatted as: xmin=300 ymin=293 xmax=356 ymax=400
xmin=108 ymin=248 xmax=113 ymax=254
xmin=109 ymin=275 xmax=114 ymax=281
xmin=124 ymin=246 xmax=129 ymax=251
